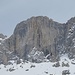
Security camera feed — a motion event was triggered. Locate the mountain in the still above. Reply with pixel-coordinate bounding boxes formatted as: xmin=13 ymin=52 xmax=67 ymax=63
xmin=0 ymin=16 xmax=75 ymax=64
xmin=5 ymin=16 xmax=66 ymax=62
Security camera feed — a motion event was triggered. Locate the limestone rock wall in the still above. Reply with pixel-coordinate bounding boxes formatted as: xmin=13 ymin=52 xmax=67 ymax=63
xmin=5 ymin=16 xmax=66 ymax=61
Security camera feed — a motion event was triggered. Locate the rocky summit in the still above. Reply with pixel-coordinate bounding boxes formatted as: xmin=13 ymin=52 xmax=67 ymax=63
xmin=1 ymin=16 xmax=75 ymax=64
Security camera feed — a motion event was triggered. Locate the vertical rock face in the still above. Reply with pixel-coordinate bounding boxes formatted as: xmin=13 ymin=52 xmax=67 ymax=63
xmin=5 ymin=16 xmax=66 ymax=61
xmin=0 ymin=34 xmax=8 ymax=64
xmin=65 ymin=17 xmax=75 ymax=58
xmin=4 ymin=16 xmax=75 ymax=62
xmin=2 ymin=52 xmax=8 ymax=65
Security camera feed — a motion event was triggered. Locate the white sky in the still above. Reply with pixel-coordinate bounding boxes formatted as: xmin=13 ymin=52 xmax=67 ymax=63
xmin=0 ymin=0 xmax=75 ymax=36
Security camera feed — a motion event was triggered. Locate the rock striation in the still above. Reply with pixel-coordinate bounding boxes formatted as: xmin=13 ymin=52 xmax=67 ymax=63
xmin=5 ymin=16 xmax=66 ymax=62
xmin=1 ymin=16 xmax=75 ymax=63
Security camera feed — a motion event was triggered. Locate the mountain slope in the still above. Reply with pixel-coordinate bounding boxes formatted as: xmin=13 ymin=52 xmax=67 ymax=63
xmin=1 ymin=16 xmax=75 ymax=63
xmin=5 ymin=16 xmax=66 ymax=62
xmin=0 ymin=55 xmax=75 ymax=75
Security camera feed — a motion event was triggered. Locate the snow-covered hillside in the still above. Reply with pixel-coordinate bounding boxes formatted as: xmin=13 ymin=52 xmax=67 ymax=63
xmin=0 ymin=55 xmax=75 ymax=75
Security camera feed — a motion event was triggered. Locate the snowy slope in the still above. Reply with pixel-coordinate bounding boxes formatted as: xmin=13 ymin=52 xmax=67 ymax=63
xmin=0 ymin=55 xmax=75 ymax=75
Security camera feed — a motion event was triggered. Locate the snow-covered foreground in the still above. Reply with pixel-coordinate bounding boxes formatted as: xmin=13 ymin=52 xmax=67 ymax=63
xmin=0 ymin=55 xmax=75 ymax=75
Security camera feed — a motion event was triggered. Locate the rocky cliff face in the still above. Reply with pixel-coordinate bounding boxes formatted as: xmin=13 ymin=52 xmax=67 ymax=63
xmin=65 ymin=17 xmax=75 ymax=58
xmin=0 ymin=34 xmax=8 ymax=64
xmin=1 ymin=16 xmax=75 ymax=62
xmin=5 ymin=16 xmax=66 ymax=62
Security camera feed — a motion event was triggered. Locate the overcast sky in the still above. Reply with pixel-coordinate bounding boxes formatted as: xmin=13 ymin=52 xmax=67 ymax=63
xmin=0 ymin=0 xmax=75 ymax=36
